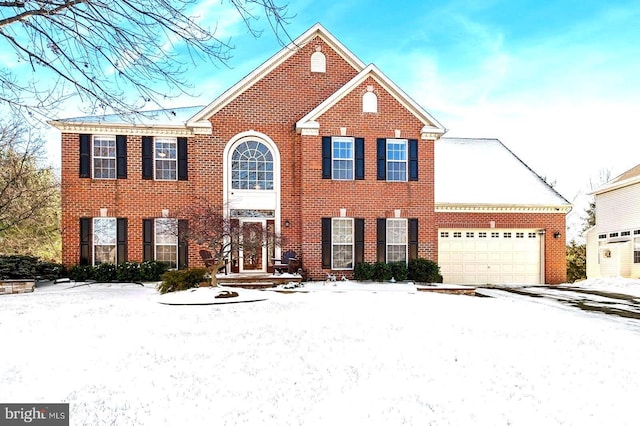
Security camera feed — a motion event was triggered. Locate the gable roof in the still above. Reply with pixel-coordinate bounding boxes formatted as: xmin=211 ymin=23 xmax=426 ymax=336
xmin=186 ymin=23 xmax=366 ymax=128
xmin=296 ymin=64 xmax=446 ymax=138
xmin=592 ymin=163 xmax=640 ymax=195
xmin=435 ymin=138 xmax=571 ymax=212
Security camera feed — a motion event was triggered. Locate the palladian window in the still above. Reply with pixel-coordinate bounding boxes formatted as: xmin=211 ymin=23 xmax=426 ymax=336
xmin=231 ymin=140 xmax=274 ymax=190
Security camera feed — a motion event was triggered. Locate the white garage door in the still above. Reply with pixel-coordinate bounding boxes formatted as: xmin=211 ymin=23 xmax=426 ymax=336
xmin=438 ymin=229 xmax=542 ymax=285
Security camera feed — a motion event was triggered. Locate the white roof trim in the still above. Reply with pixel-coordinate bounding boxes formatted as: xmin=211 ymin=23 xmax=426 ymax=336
xmin=435 ymin=203 xmax=572 ymax=214
xmin=47 ymin=121 xmax=205 ymax=137
xmin=187 ymin=23 xmax=366 ymax=126
xmin=296 ymin=64 xmax=446 ymax=134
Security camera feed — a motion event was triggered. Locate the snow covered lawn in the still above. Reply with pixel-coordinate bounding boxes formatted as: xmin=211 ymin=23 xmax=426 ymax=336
xmin=2 ymin=280 xmax=640 ymax=425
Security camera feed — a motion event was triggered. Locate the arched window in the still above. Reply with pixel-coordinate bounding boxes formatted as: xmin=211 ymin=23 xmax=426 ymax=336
xmin=311 ymin=51 xmax=326 ymax=73
xmin=231 ymin=140 xmax=274 ymax=190
xmin=363 ymin=91 xmax=378 ymax=113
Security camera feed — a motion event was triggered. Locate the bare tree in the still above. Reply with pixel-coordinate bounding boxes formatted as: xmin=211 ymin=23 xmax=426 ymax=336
xmin=0 ymin=0 xmax=291 ymax=121
xmin=0 ymin=118 xmax=60 ymax=259
xmin=179 ymin=198 xmax=281 ymax=286
xmin=582 ymin=168 xmax=611 ymax=234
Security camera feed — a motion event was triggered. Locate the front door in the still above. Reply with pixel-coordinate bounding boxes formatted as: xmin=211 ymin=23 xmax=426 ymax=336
xmin=240 ymin=220 xmax=266 ymax=272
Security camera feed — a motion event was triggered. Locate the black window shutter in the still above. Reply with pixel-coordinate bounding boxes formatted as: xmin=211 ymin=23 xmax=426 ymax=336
xmin=322 ymin=136 xmax=332 ymax=179
xmin=377 ymin=138 xmax=386 ymax=180
xmin=409 ymin=218 xmax=419 ymax=260
xmin=354 ymin=218 xmax=365 ymax=265
xmin=116 ymin=135 xmax=127 ymax=179
xmin=230 ymin=219 xmax=239 ymax=273
xmin=79 ymin=134 xmax=91 ymax=178
xmin=321 ymin=218 xmax=332 ymax=268
xmin=355 ymin=138 xmax=365 ymax=180
xmin=143 ymin=219 xmax=154 ymax=261
xmin=178 ymin=220 xmax=188 ymax=269
xmin=376 ymin=218 xmax=386 ymax=263
xmin=142 ymin=136 xmax=153 ymax=180
xmin=79 ymin=218 xmax=91 ymax=265
xmin=177 ymin=137 xmax=188 ymax=181
xmin=409 ymin=139 xmax=418 ymax=181
xmin=117 ymin=218 xmax=128 ymax=263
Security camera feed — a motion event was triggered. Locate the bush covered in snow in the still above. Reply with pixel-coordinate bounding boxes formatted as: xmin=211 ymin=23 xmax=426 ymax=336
xmin=157 ymin=268 xmax=208 ymax=294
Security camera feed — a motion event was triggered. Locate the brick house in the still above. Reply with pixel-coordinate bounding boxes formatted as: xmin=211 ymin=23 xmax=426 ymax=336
xmin=50 ymin=24 xmax=571 ymax=284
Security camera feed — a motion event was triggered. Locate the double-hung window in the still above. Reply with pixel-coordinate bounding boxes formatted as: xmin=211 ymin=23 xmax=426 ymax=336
xmin=634 ymin=237 xmax=640 ymax=264
xmin=155 ymin=218 xmax=178 ymax=269
xmin=93 ymin=218 xmax=117 ymax=265
xmin=386 ymin=139 xmax=407 ymax=181
xmin=332 ymin=137 xmax=354 ymax=180
xmin=155 ymin=137 xmax=177 ymax=180
xmin=386 ymin=219 xmax=407 ymax=262
xmin=332 ymin=218 xmax=354 ymax=269
xmin=93 ymin=135 xmax=116 ymax=179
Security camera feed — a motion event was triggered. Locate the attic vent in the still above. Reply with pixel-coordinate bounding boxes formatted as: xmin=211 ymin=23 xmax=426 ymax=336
xmin=363 ymin=90 xmax=377 ymax=113
xmin=311 ymin=51 xmax=326 ymax=73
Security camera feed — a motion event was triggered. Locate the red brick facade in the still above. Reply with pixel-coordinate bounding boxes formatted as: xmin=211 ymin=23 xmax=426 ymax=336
xmin=54 ymin=25 xmax=568 ymax=284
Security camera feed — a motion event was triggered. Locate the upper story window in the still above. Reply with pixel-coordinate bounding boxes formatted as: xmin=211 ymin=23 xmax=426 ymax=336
xmin=387 ymin=218 xmax=407 ymax=263
xmin=377 ymin=138 xmax=418 ymax=181
xmin=79 ymin=134 xmax=127 ymax=179
xmin=310 ymin=50 xmax=326 ymax=73
xmin=231 ymin=140 xmax=274 ymax=190
xmin=142 ymin=136 xmax=187 ymax=181
xmin=93 ymin=217 xmax=117 ymax=265
xmin=322 ymin=136 xmax=364 ymax=180
xmin=155 ymin=137 xmax=177 ymax=180
xmin=93 ymin=135 xmax=116 ymax=179
xmin=332 ymin=137 xmax=354 ymax=180
xmin=634 ymin=237 xmax=640 ymax=264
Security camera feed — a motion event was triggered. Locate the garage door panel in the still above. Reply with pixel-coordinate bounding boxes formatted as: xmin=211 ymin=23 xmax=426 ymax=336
xmin=438 ymin=228 xmax=541 ymax=285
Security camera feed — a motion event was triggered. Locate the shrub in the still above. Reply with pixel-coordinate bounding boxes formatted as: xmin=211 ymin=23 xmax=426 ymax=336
xmin=68 ymin=264 xmax=94 ymax=281
xmin=140 ymin=260 xmax=170 ymax=282
xmin=93 ymin=263 xmax=117 ymax=282
xmin=157 ymin=268 xmax=208 ymax=294
xmin=408 ymin=258 xmax=442 ymax=284
xmin=388 ymin=261 xmax=408 ymax=281
xmin=116 ymin=261 xmax=141 ymax=282
xmin=372 ymin=262 xmax=392 ymax=282
xmin=0 ymin=255 xmax=65 ymax=280
xmin=354 ymin=262 xmax=374 ymax=281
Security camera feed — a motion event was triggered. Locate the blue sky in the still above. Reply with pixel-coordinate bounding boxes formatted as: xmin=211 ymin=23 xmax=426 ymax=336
xmin=46 ymin=0 xmax=640 ymax=239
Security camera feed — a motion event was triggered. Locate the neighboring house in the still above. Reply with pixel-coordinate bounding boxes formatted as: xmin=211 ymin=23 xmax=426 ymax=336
xmin=586 ymin=164 xmax=640 ymax=278
xmin=49 ymin=24 xmax=571 ymax=284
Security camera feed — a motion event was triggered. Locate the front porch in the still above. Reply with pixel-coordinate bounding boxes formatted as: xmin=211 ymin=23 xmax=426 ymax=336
xmin=215 ymin=272 xmax=303 ymax=289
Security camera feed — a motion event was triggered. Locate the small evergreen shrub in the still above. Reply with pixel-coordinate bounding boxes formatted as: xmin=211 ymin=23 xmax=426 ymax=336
xmin=140 ymin=260 xmax=170 ymax=282
xmin=93 ymin=263 xmax=117 ymax=282
xmin=354 ymin=262 xmax=374 ymax=281
xmin=0 ymin=255 xmax=65 ymax=280
xmin=408 ymin=258 xmax=442 ymax=283
xmin=388 ymin=261 xmax=408 ymax=281
xmin=158 ymin=268 xmax=208 ymax=294
xmin=69 ymin=264 xmax=94 ymax=281
xmin=372 ymin=262 xmax=392 ymax=282
xmin=116 ymin=261 xmax=141 ymax=282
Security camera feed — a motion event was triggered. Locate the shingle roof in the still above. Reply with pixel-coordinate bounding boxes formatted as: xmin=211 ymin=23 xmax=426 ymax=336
xmin=53 ymin=106 xmax=204 ymax=127
xmin=435 ymin=138 xmax=570 ymax=207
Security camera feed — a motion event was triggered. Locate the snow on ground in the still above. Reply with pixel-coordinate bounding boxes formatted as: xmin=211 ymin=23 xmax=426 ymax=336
xmin=562 ymin=277 xmax=640 ymax=297
xmin=1 ymin=279 xmax=640 ymax=425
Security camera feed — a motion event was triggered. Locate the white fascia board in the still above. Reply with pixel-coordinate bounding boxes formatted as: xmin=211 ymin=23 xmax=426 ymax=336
xmin=590 ymin=176 xmax=640 ymax=196
xmin=187 ymin=23 xmax=366 ymax=126
xmin=434 ymin=203 xmax=572 ymax=214
xmin=296 ymin=64 xmax=446 ymax=133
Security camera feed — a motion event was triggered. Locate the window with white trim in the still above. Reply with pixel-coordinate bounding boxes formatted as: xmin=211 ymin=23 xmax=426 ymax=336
xmin=155 ymin=137 xmax=177 ymax=180
xmin=155 ymin=218 xmax=178 ymax=269
xmin=332 ymin=218 xmax=353 ymax=269
xmin=332 ymin=137 xmax=354 ymax=180
xmin=93 ymin=218 xmax=116 ymax=265
xmin=231 ymin=140 xmax=274 ymax=190
xmin=634 ymin=237 xmax=640 ymax=264
xmin=93 ymin=135 xmax=116 ymax=179
xmin=387 ymin=219 xmax=407 ymax=263
xmin=387 ymin=138 xmax=407 ymax=181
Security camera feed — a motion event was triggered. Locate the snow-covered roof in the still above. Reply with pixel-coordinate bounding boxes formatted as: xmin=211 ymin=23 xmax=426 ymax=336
xmin=592 ymin=163 xmax=640 ymax=195
xmin=435 ymin=138 xmax=570 ymax=210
